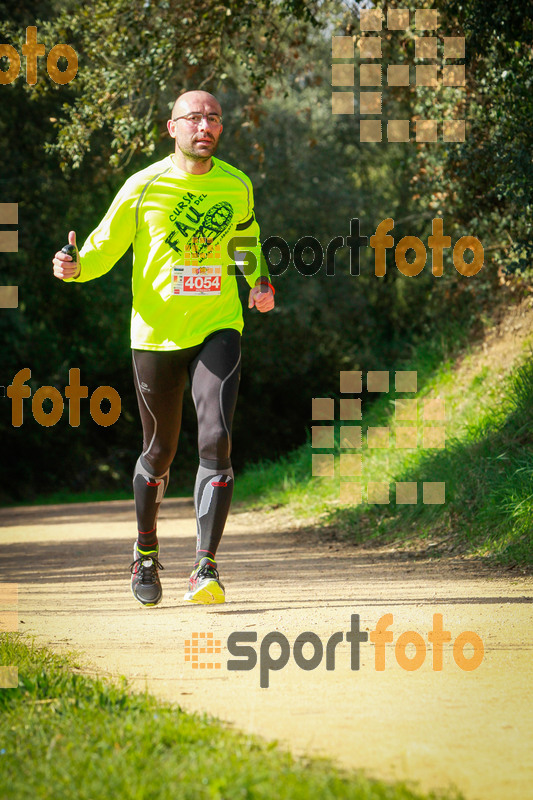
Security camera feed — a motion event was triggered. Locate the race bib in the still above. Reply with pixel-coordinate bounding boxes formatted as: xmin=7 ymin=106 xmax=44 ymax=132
xmin=172 ymin=265 xmax=222 ymax=296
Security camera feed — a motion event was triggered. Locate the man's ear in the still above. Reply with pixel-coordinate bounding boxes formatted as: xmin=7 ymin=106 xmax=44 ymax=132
xmin=167 ymin=119 xmax=176 ymax=138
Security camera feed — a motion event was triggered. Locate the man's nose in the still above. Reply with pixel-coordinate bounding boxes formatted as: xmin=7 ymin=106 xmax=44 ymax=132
xmin=197 ymin=116 xmax=209 ymax=131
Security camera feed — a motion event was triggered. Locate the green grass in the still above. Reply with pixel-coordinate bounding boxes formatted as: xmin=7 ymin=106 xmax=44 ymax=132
xmin=232 ymin=322 xmax=533 ymax=569
xmin=0 ymin=634 xmax=462 ymax=800
xmin=321 ymin=357 xmax=533 ymax=566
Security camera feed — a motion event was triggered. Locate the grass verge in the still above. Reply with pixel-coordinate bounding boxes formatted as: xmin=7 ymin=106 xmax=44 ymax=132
xmin=0 ymin=634 xmax=462 ymax=800
xmin=233 ymin=321 xmax=533 ymax=569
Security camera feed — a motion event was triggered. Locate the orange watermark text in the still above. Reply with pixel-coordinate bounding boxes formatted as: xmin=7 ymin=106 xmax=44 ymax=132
xmin=185 ymin=613 xmax=484 ymax=688
xmin=6 ymin=368 xmax=121 ymax=427
xmin=0 ymin=26 xmax=77 ymax=85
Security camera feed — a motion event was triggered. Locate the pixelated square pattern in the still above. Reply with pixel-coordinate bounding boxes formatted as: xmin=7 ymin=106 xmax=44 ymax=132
xmin=312 ymin=426 xmax=334 ymax=448
xmin=332 ymin=64 xmax=355 ymax=87
xmin=423 ymin=482 xmax=446 ymax=504
xmin=360 ymin=64 xmax=382 ymax=86
xmin=395 ymin=399 xmax=417 ymax=420
xmin=332 ymin=92 xmax=354 ymax=115
xmin=367 ymin=427 xmax=389 ymax=448
xmin=340 ymin=454 xmax=362 ymax=476
xmin=340 ymin=398 xmax=362 ymax=420
xmin=443 ymin=120 xmax=465 ymax=142
xmin=367 ymin=482 xmax=389 ymax=504
xmin=340 ymin=483 xmax=363 ymax=504
xmin=340 ymin=371 xmax=362 ymax=393
xmin=0 ymin=286 xmax=18 ymax=308
xmin=184 ymin=238 xmax=220 ymax=265
xmin=0 ymin=583 xmax=18 ymax=633
xmin=443 ymin=37 xmax=465 ymax=58
xmin=423 ymin=398 xmax=445 ymax=420
xmin=184 ymin=632 xmax=222 ymax=669
xmin=415 ymin=9 xmax=438 ymax=29
xmin=0 ymin=583 xmax=18 ymax=689
xmin=0 ymin=584 xmax=18 ymax=624
xmin=396 ymin=482 xmax=418 ymax=504
xmin=0 ymin=232 xmax=18 ymax=252
xmin=360 ymin=9 xmax=382 ymax=31
xmin=311 ymin=370 xmax=445 ymax=507
xmin=340 ymin=426 xmax=362 ymax=448
xmin=416 ymin=65 xmax=439 ymax=86
xmin=0 ymin=666 xmax=18 ymax=689
xmin=312 ymin=398 xmax=334 ymax=420
xmin=387 ymin=9 xmax=409 ymax=30
xmin=423 ymin=427 xmax=446 ymax=448
xmin=443 ymin=65 xmax=465 ymax=86
xmin=0 ymin=607 xmax=19 ymax=633
xmin=0 ymin=203 xmax=18 ymax=224
xmin=367 ymin=371 xmax=389 ymax=392
xmin=360 ymin=92 xmax=382 ymax=114
xmin=345 ymin=8 xmax=465 ymax=143
xmin=388 ymin=120 xmax=410 ymax=142
xmin=359 ymin=37 xmax=382 ymax=59
xmin=388 ymin=65 xmax=410 ymax=86
xmin=415 ymin=37 xmax=438 ymax=59
xmin=396 ymin=427 xmax=418 ymax=448
xmin=360 ymin=120 xmax=382 ymax=142
xmin=416 ymin=120 xmax=438 ymax=142
xmin=395 ymin=371 xmax=417 ymax=392
xmin=312 ymin=454 xmax=335 ymax=477
xmin=332 ymin=36 xmax=354 ymax=58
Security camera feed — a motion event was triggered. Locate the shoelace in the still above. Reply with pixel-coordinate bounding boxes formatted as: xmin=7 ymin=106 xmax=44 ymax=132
xmin=195 ymin=563 xmax=219 ymax=581
xmin=129 ymin=556 xmax=164 ymax=583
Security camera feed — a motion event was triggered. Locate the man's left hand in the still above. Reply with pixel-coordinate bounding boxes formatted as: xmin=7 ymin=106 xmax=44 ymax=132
xmin=248 ymin=283 xmax=275 ymax=313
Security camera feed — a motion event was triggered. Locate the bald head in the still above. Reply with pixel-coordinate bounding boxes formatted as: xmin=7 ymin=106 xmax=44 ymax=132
xmin=167 ymin=90 xmax=224 ymax=174
xmin=172 ymin=90 xmax=222 ymax=119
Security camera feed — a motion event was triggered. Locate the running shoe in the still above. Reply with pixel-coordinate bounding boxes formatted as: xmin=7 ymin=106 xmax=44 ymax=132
xmin=184 ymin=557 xmax=225 ymax=604
xmin=130 ymin=542 xmax=164 ymax=607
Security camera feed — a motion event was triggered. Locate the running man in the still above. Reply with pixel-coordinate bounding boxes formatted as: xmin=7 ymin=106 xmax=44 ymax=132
xmin=52 ymin=90 xmax=275 ymax=606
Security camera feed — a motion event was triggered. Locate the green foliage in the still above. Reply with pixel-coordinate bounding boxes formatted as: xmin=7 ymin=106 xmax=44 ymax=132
xmin=413 ymin=0 xmax=532 ymax=276
xmin=0 ymin=0 xmax=320 ymax=169
xmin=0 ymin=0 xmax=531 ymax=507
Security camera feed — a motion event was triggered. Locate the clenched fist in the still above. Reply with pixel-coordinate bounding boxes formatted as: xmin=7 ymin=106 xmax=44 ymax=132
xmin=248 ymin=280 xmax=275 ymax=313
xmin=53 ymin=230 xmax=81 ymax=280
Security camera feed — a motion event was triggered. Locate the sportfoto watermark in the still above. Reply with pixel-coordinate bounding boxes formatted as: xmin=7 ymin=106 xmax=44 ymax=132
xmin=0 ymin=26 xmax=78 ymax=85
xmin=0 ymin=202 xmax=19 ymax=308
xmin=332 ymin=8 xmax=466 ymax=143
xmin=312 ymin=369 xmax=446 ymax=505
xmin=228 ymin=218 xmax=484 ymax=278
xmin=185 ymin=613 xmax=484 ymax=688
xmin=6 ymin=368 xmax=121 ymax=427
xmin=0 ymin=583 xmax=18 ymax=689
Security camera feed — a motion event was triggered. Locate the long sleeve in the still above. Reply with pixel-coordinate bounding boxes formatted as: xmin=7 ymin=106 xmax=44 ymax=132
xmin=229 ymin=179 xmax=270 ymax=289
xmin=66 ymin=175 xmax=141 ymax=283
xmin=61 ymin=155 xmax=268 ymax=350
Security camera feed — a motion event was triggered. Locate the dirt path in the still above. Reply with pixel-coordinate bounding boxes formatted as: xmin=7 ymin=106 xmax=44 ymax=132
xmin=1 ymin=499 xmax=532 ymax=800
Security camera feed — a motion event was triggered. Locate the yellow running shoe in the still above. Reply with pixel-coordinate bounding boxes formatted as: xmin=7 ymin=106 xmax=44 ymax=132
xmin=184 ymin=557 xmax=225 ymax=604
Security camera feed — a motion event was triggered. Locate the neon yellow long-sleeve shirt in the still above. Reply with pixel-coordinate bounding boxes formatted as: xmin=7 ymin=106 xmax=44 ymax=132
xmin=69 ymin=155 xmax=269 ymax=350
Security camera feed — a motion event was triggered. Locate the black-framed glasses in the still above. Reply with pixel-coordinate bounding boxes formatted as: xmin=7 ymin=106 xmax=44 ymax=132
xmin=172 ymin=113 xmax=223 ymax=125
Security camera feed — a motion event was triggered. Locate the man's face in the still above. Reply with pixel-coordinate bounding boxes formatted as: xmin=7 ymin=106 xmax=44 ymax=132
xmin=168 ymin=94 xmax=223 ymax=162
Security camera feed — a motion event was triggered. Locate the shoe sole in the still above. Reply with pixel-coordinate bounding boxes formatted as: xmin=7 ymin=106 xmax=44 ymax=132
xmin=130 ymin=584 xmax=162 ymax=607
xmin=184 ymin=579 xmax=225 ymax=605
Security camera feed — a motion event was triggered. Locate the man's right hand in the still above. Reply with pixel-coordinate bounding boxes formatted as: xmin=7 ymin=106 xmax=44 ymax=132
xmin=53 ymin=230 xmax=81 ymax=280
